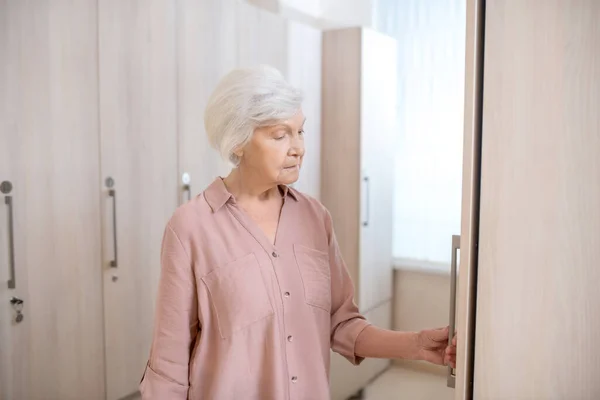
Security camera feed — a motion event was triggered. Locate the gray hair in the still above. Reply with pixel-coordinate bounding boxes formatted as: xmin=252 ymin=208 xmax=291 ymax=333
xmin=204 ymin=65 xmax=304 ymax=165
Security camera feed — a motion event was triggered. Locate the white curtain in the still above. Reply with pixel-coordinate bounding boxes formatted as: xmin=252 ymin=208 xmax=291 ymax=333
xmin=373 ymin=0 xmax=466 ymax=264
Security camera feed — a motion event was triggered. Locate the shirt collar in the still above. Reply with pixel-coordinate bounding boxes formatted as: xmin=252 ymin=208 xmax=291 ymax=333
xmin=204 ymin=178 xmax=298 ymax=213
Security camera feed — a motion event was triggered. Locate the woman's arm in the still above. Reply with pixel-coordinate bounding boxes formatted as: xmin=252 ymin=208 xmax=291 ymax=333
xmin=355 ymin=325 xmax=456 ymax=367
xmin=140 ymin=223 xmax=199 ymax=399
xmin=355 ymin=326 xmax=420 ymax=360
xmin=323 ymin=207 xmax=456 ymax=368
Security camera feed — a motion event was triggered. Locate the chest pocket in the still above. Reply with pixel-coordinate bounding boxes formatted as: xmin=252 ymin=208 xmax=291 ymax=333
xmin=293 ymin=244 xmax=332 ymax=313
xmin=202 ymin=253 xmax=274 ymax=339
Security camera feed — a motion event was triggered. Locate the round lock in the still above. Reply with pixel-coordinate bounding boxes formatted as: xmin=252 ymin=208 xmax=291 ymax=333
xmin=0 ymin=181 xmax=13 ymax=194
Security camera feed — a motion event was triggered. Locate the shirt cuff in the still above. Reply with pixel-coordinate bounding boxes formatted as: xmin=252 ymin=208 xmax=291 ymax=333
xmin=332 ymin=317 xmax=372 ymax=365
xmin=139 ymin=363 xmax=189 ymax=400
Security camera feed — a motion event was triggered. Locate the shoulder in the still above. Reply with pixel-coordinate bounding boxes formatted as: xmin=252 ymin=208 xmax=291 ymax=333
xmin=288 ymin=187 xmax=334 ymax=232
xmin=165 ymin=191 xmax=215 ymax=240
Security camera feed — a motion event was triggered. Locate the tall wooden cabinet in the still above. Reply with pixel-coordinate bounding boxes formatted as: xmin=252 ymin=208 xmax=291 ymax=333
xmin=286 ymin=20 xmax=323 ymax=199
xmin=97 ymin=1 xmax=179 ymax=398
xmin=0 ymin=1 xmax=106 ymax=399
xmin=176 ymin=0 xmax=237 ymax=202
xmin=321 ymin=27 xmax=397 ymax=400
xmin=453 ymin=1 xmax=600 ymax=398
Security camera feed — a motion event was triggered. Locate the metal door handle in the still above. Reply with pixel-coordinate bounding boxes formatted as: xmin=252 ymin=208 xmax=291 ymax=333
xmin=2 ymin=181 xmax=16 ymax=289
xmin=447 ymin=234 xmax=460 ymax=388
xmin=182 ymin=172 xmax=191 ymax=202
xmin=105 ymin=177 xmax=118 ymax=268
xmin=183 ymin=184 xmax=191 ymax=202
xmin=362 ymin=176 xmax=370 ymax=227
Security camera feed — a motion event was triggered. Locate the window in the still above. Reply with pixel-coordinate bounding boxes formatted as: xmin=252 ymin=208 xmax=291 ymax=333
xmin=374 ymin=0 xmax=467 ymax=265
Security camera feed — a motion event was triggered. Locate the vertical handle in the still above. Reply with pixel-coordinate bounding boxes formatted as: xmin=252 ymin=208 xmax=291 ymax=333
xmin=182 ymin=172 xmax=191 ymax=203
xmin=447 ymin=234 xmax=460 ymax=388
xmin=183 ymin=185 xmax=191 ymax=202
xmin=106 ymin=177 xmax=118 ymax=268
xmin=2 ymin=181 xmax=16 ymax=289
xmin=362 ymin=176 xmax=370 ymax=227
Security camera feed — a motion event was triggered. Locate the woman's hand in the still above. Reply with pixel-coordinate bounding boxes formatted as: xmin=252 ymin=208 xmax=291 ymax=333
xmin=416 ymin=326 xmax=457 ymax=368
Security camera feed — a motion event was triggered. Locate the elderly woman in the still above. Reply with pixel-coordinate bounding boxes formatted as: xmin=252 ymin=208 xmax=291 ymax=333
xmin=140 ymin=65 xmax=456 ymax=399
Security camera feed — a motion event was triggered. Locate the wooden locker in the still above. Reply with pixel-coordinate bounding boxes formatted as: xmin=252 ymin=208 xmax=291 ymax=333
xmin=286 ymin=20 xmax=323 ymax=199
xmin=236 ymin=1 xmax=289 ymax=73
xmin=456 ymin=1 xmax=600 ymax=398
xmin=473 ymin=1 xmax=600 ymax=398
xmin=98 ymin=0 xmax=179 ymax=398
xmin=321 ymin=27 xmax=396 ymax=400
xmin=0 ymin=1 xmax=105 ymax=399
xmin=176 ymin=0 xmax=237 ymax=202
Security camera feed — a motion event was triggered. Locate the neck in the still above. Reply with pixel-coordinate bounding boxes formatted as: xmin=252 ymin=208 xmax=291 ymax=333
xmin=223 ymin=167 xmax=280 ymax=203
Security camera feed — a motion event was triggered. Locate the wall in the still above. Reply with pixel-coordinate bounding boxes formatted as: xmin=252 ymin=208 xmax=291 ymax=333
xmin=392 ymin=268 xmax=450 ymax=374
xmin=247 ymin=0 xmax=375 ymax=28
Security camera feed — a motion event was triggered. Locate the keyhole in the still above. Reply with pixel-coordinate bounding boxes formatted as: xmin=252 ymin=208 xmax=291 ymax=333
xmin=10 ymin=297 xmax=24 ymax=323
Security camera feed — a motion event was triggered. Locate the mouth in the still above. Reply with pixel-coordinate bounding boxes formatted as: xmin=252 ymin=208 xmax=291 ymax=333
xmin=284 ymin=165 xmax=299 ymax=170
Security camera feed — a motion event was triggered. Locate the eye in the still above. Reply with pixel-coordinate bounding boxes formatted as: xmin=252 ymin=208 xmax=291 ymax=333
xmin=274 ymin=134 xmax=286 ymax=140
xmin=299 ymin=129 xmax=305 ymax=136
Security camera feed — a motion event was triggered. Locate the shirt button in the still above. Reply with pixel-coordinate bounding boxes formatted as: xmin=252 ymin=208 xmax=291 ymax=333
xmin=272 ymin=251 xmax=278 ymax=258
xmin=291 ymin=376 xmax=298 ymax=383
xmin=284 ymin=291 xmax=290 ymax=297
xmin=287 ymin=335 xmax=293 ymax=342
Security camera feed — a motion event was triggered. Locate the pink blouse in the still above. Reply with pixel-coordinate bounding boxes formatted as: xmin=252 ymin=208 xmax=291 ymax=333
xmin=139 ymin=178 xmax=370 ymax=400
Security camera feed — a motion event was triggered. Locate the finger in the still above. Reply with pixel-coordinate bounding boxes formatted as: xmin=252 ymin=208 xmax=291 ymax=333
xmin=452 ymin=335 xmax=457 ymax=346
xmin=445 ymin=346 xmax=456 ymax=355
xmin=444 ymin=353 xmax=457 ymax=368
xmin=429 ymin=326 xmax=450 ymax=342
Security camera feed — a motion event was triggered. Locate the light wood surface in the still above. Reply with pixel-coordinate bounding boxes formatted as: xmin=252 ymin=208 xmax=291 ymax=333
xmin=322 ymin=27 xmax=396 ymax=398
xmin=176 ymin=0 xmax=236 ymax=201
xmin=321 ymin=28 xmax=396 ymax=312
xmin=0 ymin=1 xmax=105 ymax=399
xmin=286 ymin=21 xmax=323 ymax=199
xmin=474 ymin=1 xmax=600 ymax=398
xmin=455 ymin=0 xmax=484 ymax=398
xmin=98 ymin=1 xmax=179 ymax=398
xmin=321 ymin=27 xmax=362 ymax=299
xmin=236 ymin=1 xmax=288 ymax=72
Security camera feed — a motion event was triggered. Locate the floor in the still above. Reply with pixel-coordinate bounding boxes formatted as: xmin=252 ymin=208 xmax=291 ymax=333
xmin=361 ymin=365 xmax=455 ymax=400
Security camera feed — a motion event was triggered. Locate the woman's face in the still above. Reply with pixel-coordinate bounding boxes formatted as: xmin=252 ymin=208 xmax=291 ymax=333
xmin=237 ymin=109 xmax=306 ymax=186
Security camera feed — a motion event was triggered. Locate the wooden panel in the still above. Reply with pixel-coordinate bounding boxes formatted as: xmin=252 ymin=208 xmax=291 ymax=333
xmin=286 ymin=21 xmax=322 ymax=199
xmin=330 ymin=300 xmax=392 ymax=400
xmin=455 ymin=0 xmax=484 ymax=398
xmin=0 ymin=4 xmax=21 ymax=399
xmin=321 ymin=28 xmax=362 ymax=295
xmin=359 ymin=28 xmax=396 ymax=312
xmin=177 ymin=0 xmax=236 ymax=201
xmin=0 ymin=1 xmax=105 ymax=399
xmin=475 ymin=1 xmax=600 ymax=398
xmin=98 ymin=1 xmax=179 ymax=398
xmin=236 ymin=1 xmax=288 ymax=72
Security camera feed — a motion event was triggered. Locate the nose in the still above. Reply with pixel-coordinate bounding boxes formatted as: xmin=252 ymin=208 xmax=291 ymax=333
xmin=289 ymin=137 xmax=305 ymax=157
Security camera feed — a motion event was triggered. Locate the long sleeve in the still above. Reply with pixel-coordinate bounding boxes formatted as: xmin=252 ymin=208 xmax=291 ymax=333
xmin=140 ymin=223 xmax=199 ymax=399
xmin=325 ymin=210 xmax=371 ymax=365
